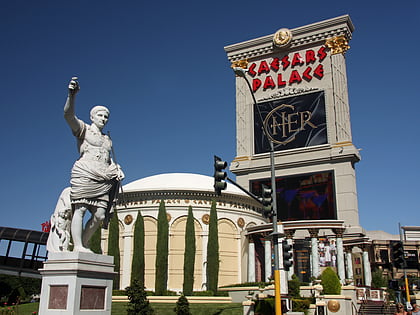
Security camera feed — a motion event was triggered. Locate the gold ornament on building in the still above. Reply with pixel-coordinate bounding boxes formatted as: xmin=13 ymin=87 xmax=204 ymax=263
xmin=325 ymin=35 xmax=350 ymax=55
xmin=327 ymin=300 xmax=341 ymax=312
xmin=273 ymin=28 xmax=292 ymax=48
xmin=231 ymin=59 xmax=248 ymax=70
xmin=166 ymin=213 xmax=172 ymax=222
xmin=124 ymin=214 xmax=133 ymax=225
xmin=202 ymin=214 xmax=210 ymax=225
xmin=237 ymin=217 xmax=245 ymax=228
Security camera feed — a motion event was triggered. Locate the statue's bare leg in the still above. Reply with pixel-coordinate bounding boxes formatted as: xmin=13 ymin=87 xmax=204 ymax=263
xmin=71 ymin=205 xmax=91 ymax=252
xmin=82 ymin=207 xmax=106 ymax=248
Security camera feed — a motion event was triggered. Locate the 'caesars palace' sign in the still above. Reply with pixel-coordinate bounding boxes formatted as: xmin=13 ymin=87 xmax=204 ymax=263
xmin=249 ymin=46 xmax=327 ymax=92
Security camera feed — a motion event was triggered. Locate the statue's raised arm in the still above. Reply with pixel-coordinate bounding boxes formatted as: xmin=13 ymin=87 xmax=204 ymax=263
xmin=64 ymin=77 xmax=82 ymax=135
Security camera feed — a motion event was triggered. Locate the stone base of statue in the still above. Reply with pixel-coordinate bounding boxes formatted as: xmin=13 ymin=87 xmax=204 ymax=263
xmin=39 ymin=251 xmax=115 ymax=315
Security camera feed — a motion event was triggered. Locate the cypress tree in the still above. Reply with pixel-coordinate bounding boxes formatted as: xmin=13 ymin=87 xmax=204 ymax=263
xmin=89 ymin=226 xmax=102 ymax=254
xmin=108 ymin=210 xmax=120 ymax=290
xmin=131 ymin=211 xmax=145 ymax=286
xmin=182 ymin=206 xmax=196 ymax=295
xmin=206 ymin=200 xmax=219 ymax=294
xmin=155 ymin=200 xmax=169 ymax=295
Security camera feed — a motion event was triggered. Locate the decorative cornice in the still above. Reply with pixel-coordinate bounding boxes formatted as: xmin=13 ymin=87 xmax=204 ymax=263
xmin=118 ymin=189 xmax=263 ymax=216
xmin=224 ymin=15 xmax=354 ymax=62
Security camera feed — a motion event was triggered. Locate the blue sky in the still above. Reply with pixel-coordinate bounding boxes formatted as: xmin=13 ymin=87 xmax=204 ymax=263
xmin=1 ymin=1 xmax=419 ymax=235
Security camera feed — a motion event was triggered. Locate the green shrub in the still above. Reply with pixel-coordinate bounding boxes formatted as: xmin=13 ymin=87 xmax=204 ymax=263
xmin=126 ymin=279 xmax=154 ymax=314
xmin=254 ymin=298 xmax=274 ymax=314
xmin=174 ymin=295 xmax=191 ymax=315
xmin=320 ymin=267 xmax=341 ymax=294
xmin=371 ymin=268 xmax=388 ymax=288
xmin=288 ymin=274 xmax=302 ymax=298
xmin=292 ymin=298 xmax=311 ymax=313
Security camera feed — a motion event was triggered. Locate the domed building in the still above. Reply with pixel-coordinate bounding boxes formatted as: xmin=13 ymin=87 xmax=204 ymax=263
xmin=102 ymin=173 xmax=267 ymax=291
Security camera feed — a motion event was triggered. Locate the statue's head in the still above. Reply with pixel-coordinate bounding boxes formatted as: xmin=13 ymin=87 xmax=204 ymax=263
xmin=90 ymin=105 xmax=110 ymax=130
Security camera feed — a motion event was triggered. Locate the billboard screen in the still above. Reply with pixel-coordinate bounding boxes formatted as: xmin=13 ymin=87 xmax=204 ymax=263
xmin=250 ymin=171 xmax=336 ymax=221
xmin=254 ymin=91 xmax=327 ymax=154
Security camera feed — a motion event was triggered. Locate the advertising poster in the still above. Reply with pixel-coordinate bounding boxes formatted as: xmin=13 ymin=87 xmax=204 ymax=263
xmin=254 ymin=91 xmax=327 ymax=154
xmin=250 ymin=171 xmax=337 ymax=221
xmin=318 ymin=237 xmax=337 ymax=268
xmin=293 ymin=239 xmax=311 ymax=283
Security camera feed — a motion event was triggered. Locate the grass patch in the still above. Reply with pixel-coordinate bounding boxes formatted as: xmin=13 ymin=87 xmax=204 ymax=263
xmin=4 ymin=302 xmax=242 ymax=315
xmin=113 ymin=302 xmax=242 ymax=315
xmin=0 ymin=302 xmax=39 ymax=314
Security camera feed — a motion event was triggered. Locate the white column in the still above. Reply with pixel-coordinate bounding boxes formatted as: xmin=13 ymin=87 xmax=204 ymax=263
xmin=334 ymin=228 xmax=346 ymax=285
xmin=278 ymin=240 xmax=288 ymax=295
xmin=309 ymin=229 xmax=319 ymax=278
xmin=362 ymin=247 xmax=372 ymax=287
xmin=264 ymin=239 xmax=272 ymax=282
xmin=248 ymin=240 xmax=256 ymax=282
xmin=202 ymin=228 xmax=208 ymax=290
xmin=345 ymin=247 xmax=354 ymax=282
xmin=121 ymin=232 xmax=133 ymax=289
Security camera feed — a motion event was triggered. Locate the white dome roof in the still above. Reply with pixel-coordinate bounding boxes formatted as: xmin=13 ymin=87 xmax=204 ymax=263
xmin=123 ymin=173 xmax=247 ymax=196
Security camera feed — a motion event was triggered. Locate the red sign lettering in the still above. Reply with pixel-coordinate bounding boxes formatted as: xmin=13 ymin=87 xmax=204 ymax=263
xmin=246 ymin=46 xmax=328 ymax=92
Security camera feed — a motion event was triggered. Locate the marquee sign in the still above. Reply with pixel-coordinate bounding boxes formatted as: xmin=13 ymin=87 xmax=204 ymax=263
xmin=250 ymin=171 xmax=337 ymax=222
xmin=254 ymin=91 xmax=327 ymax=154
xmin=248 ymin=46 xmax=327 ymax=93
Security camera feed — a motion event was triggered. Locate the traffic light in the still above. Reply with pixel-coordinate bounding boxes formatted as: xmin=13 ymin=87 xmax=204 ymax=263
xmin=391 ymin=241 xmax=406 ymax=269
xmin=282 ymin=240 xmax=293 ymax=271
xmin=213 ymin=155 xmax=227 ymax=195
xmin=261 ymin=184 xmax=273 ymax=218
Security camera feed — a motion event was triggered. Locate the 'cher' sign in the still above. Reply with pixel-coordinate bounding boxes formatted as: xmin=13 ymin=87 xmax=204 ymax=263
xmin=254 ymin=91 xmax=327 ymax=153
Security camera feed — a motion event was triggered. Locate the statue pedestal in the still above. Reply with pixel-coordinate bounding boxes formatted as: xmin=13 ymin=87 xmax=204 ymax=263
xmin=39 ymin=252 xmax=115 ymax=315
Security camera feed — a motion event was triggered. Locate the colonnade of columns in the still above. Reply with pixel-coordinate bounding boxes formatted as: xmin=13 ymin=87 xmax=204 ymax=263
xmin=247 ymin=227 xmax=373 ymax=287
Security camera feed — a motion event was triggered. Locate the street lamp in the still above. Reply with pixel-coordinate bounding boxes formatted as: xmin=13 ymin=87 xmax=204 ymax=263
xmin=233 ymin=66 xmax=284 ymax=315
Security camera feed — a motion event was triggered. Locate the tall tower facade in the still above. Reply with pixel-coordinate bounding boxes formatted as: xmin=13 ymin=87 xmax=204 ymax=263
xmin=224 ymin=15 xmax=363 ymax=235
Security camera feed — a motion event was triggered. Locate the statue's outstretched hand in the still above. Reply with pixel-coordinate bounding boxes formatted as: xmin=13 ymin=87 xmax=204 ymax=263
xmin=117 ymin=165 xmax=125 ymax=181
xmin=68 ymin=77 xmax=80 ymax=96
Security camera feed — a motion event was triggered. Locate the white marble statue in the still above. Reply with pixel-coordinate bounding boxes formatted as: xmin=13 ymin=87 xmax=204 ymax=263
xmin=62 ymin=77 xmax=124 ymax=253
xmin=46 ymin=187 xmax=72 ymax=252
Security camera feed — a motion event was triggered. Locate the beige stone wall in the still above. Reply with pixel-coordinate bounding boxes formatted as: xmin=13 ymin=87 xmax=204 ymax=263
xmin=111 ymin=192 xmax=265 ymax=291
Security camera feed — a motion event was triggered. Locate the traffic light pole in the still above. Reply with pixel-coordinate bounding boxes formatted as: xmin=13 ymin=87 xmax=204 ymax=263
xmin=269 ymin=140 xmax=282 ymax=315
xmin=399 ymin=223 xmax=411 ymax=310
xmin=233 ymin=67 xmax=282 ymax=315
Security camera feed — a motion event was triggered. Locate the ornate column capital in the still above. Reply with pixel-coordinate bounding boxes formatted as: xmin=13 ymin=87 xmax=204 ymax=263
xmin=285 ymin=229 xmax=296 ymax=239
xmin=344 ymin=246 xmax=353 ymax=253
xmin=359 ymin=244 xmax=369 ymax=252
xmin=308 ymin=228 xmax=319 ymax=238
xmin=333 ymin=228 xmax=346 ymax=238
xmin=325 ymin=35 xmax=350 ymax=55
